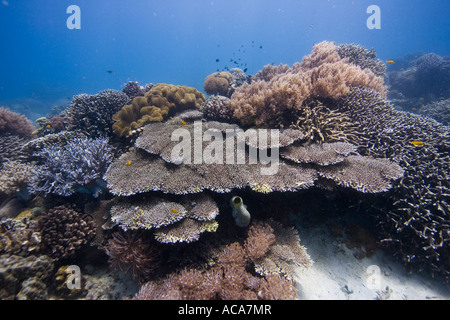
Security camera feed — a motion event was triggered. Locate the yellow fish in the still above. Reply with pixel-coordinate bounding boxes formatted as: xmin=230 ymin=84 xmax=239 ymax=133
xmin=170 ymin=208 xmax=179 ymax=213
xmin=440 ymin=97 xmax=445 ymax=100
xmin=386 ymin=60 xmax=395 ymax=65
xmin=419 ymin=97 xmax=425 ymax=101
xmin=411 ymin=107 xmax=417 ymax=111
xmin=125 ymin=160 xmax=132 ymax=166
xmin=181 ymin=120 xmax=187 ymax=125
xmin=333 ymin=41 xmax=337 ymax=45
xmin=46 ymin=124 xmax=51 ymax=128
xmin=410 ymin=141 xmax=424 ymax=147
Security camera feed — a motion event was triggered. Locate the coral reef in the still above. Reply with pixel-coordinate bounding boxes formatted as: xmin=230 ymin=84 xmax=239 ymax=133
xmin=106 ymin=231 xmax=162 ymax=281
xmin=33 ymin=115 xmax=67 ymax=137
xmin=333 ymin=87 xmax=450 ymax=277
xmin=204 ymin=69 xmax=248 ymax=98
xmin=112 ymin=83 xmax=205 ymax=137
xmin=336 ymin=43 xmax=386 ymax=77
xmin=0 ymin=217 xmax=41 ymax=255
xmin=202 ymin=95 xmax=236 ymax=122
xmin=66 ymin=90 xmax=130 ymax=138
xmin=0 ymin=107 xmax=35 ymax=138
xmin=122 ymin=81 xmax=154 ymax=100
xmin=132 ymin=221 xmax=305 ymax=300
xmin=204 ymin=72 xmax=234 ymax=96
xmin=229 ymin=41 xmax=387 ymax=127
xmin=386 ymin=52 xmax=450 ymax=110
xmin=38 ymin=205 xmax=96 ymax=259
xmin=0 ymin=254 xmax=54 ymax=299
xmin=0 ymin=161 xmax=35 ymax=196
xmin=418 ymin=99 xmax=450 ymax=126
xmin=110 ymin=194 xmax=219 ymax=244
xmin=252 ymin=220 xmax=312 ymax=280
xmin=29 ymin=136 xmax=114 ymax=197
xmin=0 ymin=133 xmax=30 ymax=163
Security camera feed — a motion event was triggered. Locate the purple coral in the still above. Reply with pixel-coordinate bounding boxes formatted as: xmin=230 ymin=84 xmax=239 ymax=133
xmin=29 ymin=136 xmax=114 ymax=197
xmin=0 ymin=107 xmax=35 ymax=138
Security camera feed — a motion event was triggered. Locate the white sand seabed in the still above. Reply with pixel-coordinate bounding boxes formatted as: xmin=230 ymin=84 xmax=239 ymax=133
xmin=293 ymin=225 xmax=450 ymax=300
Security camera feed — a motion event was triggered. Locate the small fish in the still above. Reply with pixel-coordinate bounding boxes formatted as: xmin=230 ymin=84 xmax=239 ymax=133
xmin=125 ymin=160 xmax=132 ymax=166
xmin=333 ymin=41 xmax=337 ymax=45
xmin=386 ymin=60 xmax=395 ymax=65
xmin=439 ymin=97 xmax=445 ymax=100
xmin=243 ymin=68 xmax=248 ymax=72
xmin=259 ymin=45 xmax=263 ymax=49
xmin=46 ymin=124 xmax=51 ymax=128
xmin=170 ymin=208 xmax=179 ymax=214
xmin=410 ymin=141 xmax=424 ymax=147
xmin=419 ymin=97 xmax=425 ymax=101
xmin=215 ymin=58 xmax=220 ymax=62
xmin=106 ymin=70 xmax=114 ymax=74
xmin=411 ymin=107 xmax=417 ymax=111
xmin=181 ymin=120 xmax=187 ymax=125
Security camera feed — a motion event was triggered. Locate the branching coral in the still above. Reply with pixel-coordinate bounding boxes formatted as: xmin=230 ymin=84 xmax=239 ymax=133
xmin=122 ymin=81 xmax=154 ymax=100
xmin=418 ymin=99 xmax=450 ymax=126
xmin=66 ymin=90 xmax=130 ymax=138
xmin=334 ymin=86 xmax=450 ymax=278
xmin=112 ymin=83 xmax=205 ymax=137
xmin=29 ymin=136 xmax=113 ymax=197
xmin=202 ymin=95 xmax=236 ymax=122
xmin=336 ymin=43 xmax=386 ymax=77
xmin=38 ymin=205 xmax=96 ymax=259
xmin=0 ymin=161 xmax=35 ymax=196
xmin=132 ymin=220 xmax=304 ymax=300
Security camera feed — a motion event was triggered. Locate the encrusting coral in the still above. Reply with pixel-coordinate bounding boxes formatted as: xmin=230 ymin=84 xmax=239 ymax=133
xmin=112 ymin=83 xmax=205 ymax=137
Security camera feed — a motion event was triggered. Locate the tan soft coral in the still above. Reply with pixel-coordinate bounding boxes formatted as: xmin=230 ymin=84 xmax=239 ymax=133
xmin=229 ymin=41 xmax=387 ymax=128
xmin=112 ymin=83 xmax=205 ymax=137
xmin=204 ymin=72 xmax=233 ymax=96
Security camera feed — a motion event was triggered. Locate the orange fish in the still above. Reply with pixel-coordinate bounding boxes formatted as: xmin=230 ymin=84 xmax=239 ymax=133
xmin=410 ymin=141 xmax=424 ymax=147
xmin=181 ymin=120 xmax=187 ymax=125
xmin=170 ymin=208 xmax=179 ymax=213
xmin=386 ymin=60 xmax=395 ymax=65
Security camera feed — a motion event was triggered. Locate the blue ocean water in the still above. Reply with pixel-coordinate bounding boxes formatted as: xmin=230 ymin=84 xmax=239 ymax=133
xmin=0 ymin=0 xmax=449 ymax=117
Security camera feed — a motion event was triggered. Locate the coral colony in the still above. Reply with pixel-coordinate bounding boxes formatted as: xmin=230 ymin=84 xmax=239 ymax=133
xmin=0 ymin=41 xmax=449 ymax=300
